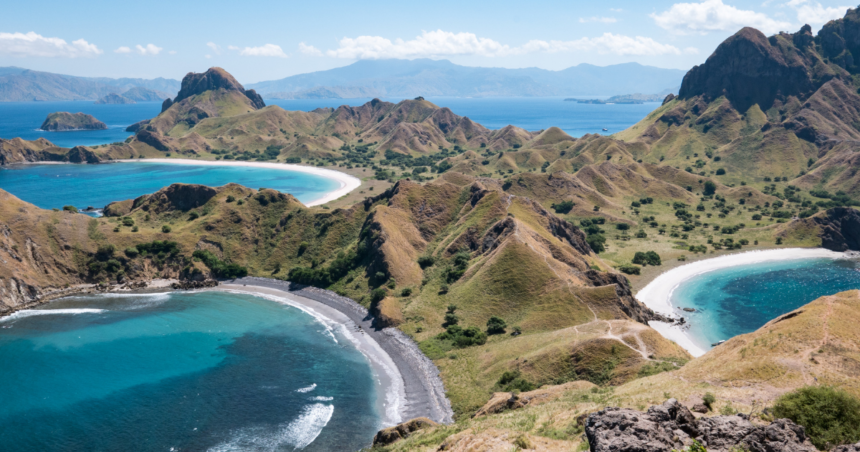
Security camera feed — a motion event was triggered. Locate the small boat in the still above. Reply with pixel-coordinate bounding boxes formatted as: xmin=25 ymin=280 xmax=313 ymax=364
xmin=711 ymin=340 xmax=726 ymax=346
xmin=602 ymin=128 xmax=608 ymax=131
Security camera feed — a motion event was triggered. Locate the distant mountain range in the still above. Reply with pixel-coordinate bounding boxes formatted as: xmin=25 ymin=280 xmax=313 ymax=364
xmin=245 ymin=59 xmax=686 ymax=99
xmin=0 ymin=67 xmax=180 ymax=102
xmin=0 ymin=59 xmax=685 ymax=102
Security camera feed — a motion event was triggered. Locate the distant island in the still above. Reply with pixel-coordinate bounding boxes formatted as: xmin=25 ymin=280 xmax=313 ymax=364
xmin=565 ymin=92 xmax=674 ymax=104
xmin=39 ymin=112 xmax=107 ymax=131
xmin=95 ymin=93 xmax=135 ymax=104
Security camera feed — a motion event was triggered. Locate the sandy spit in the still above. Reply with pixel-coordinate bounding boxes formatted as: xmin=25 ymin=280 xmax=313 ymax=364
xmin=636 ymin=248 xmax=846 ymax=357
xmin=115 ymin=159 xmax=362 ymax=206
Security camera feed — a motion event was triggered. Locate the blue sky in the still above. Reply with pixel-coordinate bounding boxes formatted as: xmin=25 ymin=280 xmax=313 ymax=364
xmin=0 ymin=0 xmax=853 ymax=83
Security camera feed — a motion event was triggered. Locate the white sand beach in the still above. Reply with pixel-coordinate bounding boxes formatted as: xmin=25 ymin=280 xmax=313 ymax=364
xmin=636 ymin=248 xmax=846 ymax=357
xmin=116 ymin=159 xmax=362 ymax=207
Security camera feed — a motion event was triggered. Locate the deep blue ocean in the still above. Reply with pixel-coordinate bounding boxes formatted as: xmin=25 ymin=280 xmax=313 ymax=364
xmin=670 ymin=258 xmax=860 ymax=351
xmin=0 ymin=162 xmax=340 ymax=212
xmin=0 ymin=291 xmax=380 ymax=451
xmin=0 ymin=98 xmax=657 ymax=149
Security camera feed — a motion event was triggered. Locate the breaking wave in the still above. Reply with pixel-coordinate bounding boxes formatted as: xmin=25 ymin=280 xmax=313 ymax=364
xmin=208 ymin=403 xmax=335 ymax=451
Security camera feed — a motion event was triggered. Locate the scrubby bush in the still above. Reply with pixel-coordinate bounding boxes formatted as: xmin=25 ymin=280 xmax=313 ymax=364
xmin=370 ymin=288 xmax=387 ymax=303
xmin=226 ymin=195 xmax=236 ymax=203
xmin=486 ymin=316 xmax=507 ymax=335
xmin=124 ymin=247 xmax=139 ymax=258
xmin=716 ymin=168 xmax=726 ymax=175
xmin=121 ymin=217 xmax=134 ymax=227
xmin=188 ymin=212 xmax=199 ymax=220
xmin=703 ymin=392 xmax=716 ymax=410
xmin=192 ymin=250 xmax=248 ymax=279
xmin=437 ymin=325 xmax=487 ymax=348
xmin=496 ymin=370 xmax=535 ymax=392
xmin=616 ymin=223 xmax=630 ymax=231
xmin=400 ymin=288 xmax=412 ymax=297
xmin=586 ymin=234 xmax=606 ymax=253
xmin=632 ymin=251 xmax=662 ymax=266
xmin=703 ymin=180 xmax=717 ymax=196
xmin=63 ymin=205 xmax=78 ymax=213
xmin=551 ymin=200 xmax=575 ymax=214
xmin=417 ymin=255 xmax=435 ymax=268
xmin=161 ymin=225 xmax=171 ymax=233
xmin=618 ymin=263 xmax=641 ymax=275
xmin=772 ymin=386 xmax=860 ymax=449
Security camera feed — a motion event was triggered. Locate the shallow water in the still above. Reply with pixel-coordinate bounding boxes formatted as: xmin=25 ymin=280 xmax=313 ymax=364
xmin=0 ymin=292 xmax=380 ymax=451
xmin=670 ymin=258 xmax=860 ymax=351
xmin=0 ymin=162 xmax=340 ymax=211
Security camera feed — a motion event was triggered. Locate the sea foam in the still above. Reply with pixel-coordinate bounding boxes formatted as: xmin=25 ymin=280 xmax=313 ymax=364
xmin=1 ymin=308 xmax=106 ymax=323
xmin=208 ymin=403 xmax=334 ymax=451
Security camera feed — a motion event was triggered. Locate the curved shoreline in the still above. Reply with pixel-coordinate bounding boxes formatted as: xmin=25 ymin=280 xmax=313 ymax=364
xmin=636 ymin=248 xmax=847 ymax=357
xmin=115 ymin=158 xmax=362 ymax=207
xmin=219 ymin=277 xmax=454 ymax=427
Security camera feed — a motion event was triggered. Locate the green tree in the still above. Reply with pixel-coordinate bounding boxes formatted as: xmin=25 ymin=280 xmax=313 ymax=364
xmin=586 ymin=234 xmax=606 ymax=253
xmin=486 ymin=316 xmax=507 ymax=335
xmin=703 ymin=180 xmax=717 ymax=196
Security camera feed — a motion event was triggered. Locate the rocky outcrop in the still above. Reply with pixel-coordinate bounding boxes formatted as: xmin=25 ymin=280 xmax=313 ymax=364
xmin=125 ymin=119 xmax=150 ymax=133
xmin=835 ymin=443 xmax=860 ymax=452
xmin=585 ymin=399 xmax=818 ymax=452
xmin=372 ymin=417 xmax=438 ymax=447
xmin=171 ymin=280 xmax=218 ymax=290
xmin=67 ymin=146 xmax=100 ymax=163
xmin=814 ymin=207 xmax=860 ymax=251
xmin=40 ymin=112 xmax=107 ymax=131
xmin=167 ymin=67 xmax=265 ymax=110
xmin=95 ymin=93 xmax=135 ymax=104
xmin=131 ymin=184 xmax=218 ymax=213
xmin=135 ymin=128 xmax=172 ymax=151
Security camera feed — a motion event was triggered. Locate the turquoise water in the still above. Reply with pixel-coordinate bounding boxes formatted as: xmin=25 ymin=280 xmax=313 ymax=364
xmin=0 ymin=101 xmax=162 ymax=148
xmin=0 ymin=162 xmax=340 ymax=211
xmin=670 ymin=258 xmax=860 ymax=351
xmin=0 ymin=291 xmax=380 ymax=451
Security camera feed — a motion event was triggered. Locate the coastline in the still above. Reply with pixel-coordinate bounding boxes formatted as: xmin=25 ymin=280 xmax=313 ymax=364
xmin=636 ymin=248 xmax=847 ymax=357
xmin=215 ymin=277 xmax=454 ymax=427
xmin=115 ymin=158 xmax=362 ymax=207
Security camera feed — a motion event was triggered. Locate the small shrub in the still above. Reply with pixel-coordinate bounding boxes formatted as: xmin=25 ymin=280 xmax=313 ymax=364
xmin=226 ymin=195 xmax=236 ymax=203
xmin=486 ymin=316 xmax=507 ymax=335
xmin=496 ymin=370 xmax=535 ymax=392
xmin=632 ymin=251 xmax=662 ymax=266
xmin=63 ymin=205 xmax=78 ymax=213
xmin=618 ymin=263 xmax=641 ymax=275
xmin=716 ymin=168 xmax=726 ymax=175
xmin=124 ymin=247 xmax=139 ymax=258
xmin=417 ymin=255 xmax=435 ymax=268
xmin=370 ymin=288 xmax=387 ymax=303
xmin=703 ymin=392 xmax=716 ymax=410
xmin=551 ymin=200 xmax=575 ymax=214
xmin=121 ymin=217 xmax=134 ymax=227
xmin=400 ymin=288 xmax=412 ymax=297
xmin=161 ymin=225 xmax=171 ymax=233
xmin=188 ymin=211 xmax=199 ymax=221
xmin=616 ymin=223 xmax=630 ymax=231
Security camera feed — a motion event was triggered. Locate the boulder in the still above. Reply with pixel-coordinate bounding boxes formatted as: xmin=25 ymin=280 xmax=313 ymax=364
xmin=372 ymin=417 xmax=438 ymax=447
xmin=585 ymin=399 xmax=819 ymax=452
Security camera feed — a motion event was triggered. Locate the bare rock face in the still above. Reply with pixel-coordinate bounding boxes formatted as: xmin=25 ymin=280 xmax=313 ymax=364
xmin=835 ymin=443 xmax=860 ymax=452
xmin=67 ymin=146 xmax=100 ymax=164
xmin=585 ymin=399 xmax=818 ymax=452
xmin=814 ymin=207 xmax=860 ymax=251
xmin=372 ymin=417 xmax=438 ymax=447
xmin=167 ymin=67 xmax=265 ymax=110
xmin=134 ymin=184 xmax=218 ymax=214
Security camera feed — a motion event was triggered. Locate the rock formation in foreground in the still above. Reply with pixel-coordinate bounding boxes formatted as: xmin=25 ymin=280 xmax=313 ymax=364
xmin=586 ymin=399 xmax=817 ymax=452
xmin=39 ymin=112 xmax=107 ymax=131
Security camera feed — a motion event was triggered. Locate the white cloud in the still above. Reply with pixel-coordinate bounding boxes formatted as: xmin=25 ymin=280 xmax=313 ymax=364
xmin=206 ymin=42 xmax=220 ymax=55
xmin=320 ymin=30 xmax=687 ymax=59
xmin=0 ymin=31 xmax=102 ymax=58
xmin=652 ymin=0 xmax=792 ymax=34
xmin=114 ymin=46 xmax=131 ymax=54
xmin=228 ymin=45 xmax=239 ymax=50
xmin=238 ymin=43 xmax=287 ymax=58
xmin=135 ymin=44 xmax=162 ymax=55
xmin=579 ymin=16 xmax=618 ymax=23
xmin=786 ymin=0 xmax=849 ymax=26
xmin=298 ymin=42 xmax=323 ymax=56
xmin=538 ymin=33 xmax=696 ymax=56
xmin=610 ymin=8 xmax=625 ymax=12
